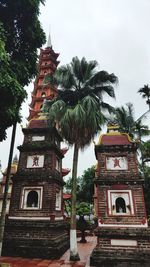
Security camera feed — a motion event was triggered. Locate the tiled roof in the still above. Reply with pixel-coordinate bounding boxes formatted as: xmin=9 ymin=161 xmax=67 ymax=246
xmin=28 ymin=118 xmax=48 ymax=129
xmin=63 ymin=193 xmax=71 ymax=199
xmin=28 ymin=114 xmax=48 ymax=129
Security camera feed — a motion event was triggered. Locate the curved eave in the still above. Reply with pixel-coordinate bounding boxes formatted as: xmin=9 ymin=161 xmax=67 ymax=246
xmin=63 ymin=193 xmax=71 ymax=200
xmin=31 ymin=84 xmax=58 ymax=99
xmin=29 ymin=94 xmax=56 ymax=108
xmin=61 ymin=147 xmax=69 ymax=155
xmin=27 ymin=110 xmax=39 ymax=121
xmin=62 ymin=168 xmax=70 ymax=177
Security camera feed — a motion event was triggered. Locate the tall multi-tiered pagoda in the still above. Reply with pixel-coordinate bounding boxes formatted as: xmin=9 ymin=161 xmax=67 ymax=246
xmin=2 ymin=38 xmax=70 ymax=259
xmin=91 ymin=125 xmax=150 ymax=267
xmin=28 ymin=35 xmax=59 ymax=121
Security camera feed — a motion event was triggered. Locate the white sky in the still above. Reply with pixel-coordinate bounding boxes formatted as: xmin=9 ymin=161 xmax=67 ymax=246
xmin=0 ymin=0 xmax=150 ymax=179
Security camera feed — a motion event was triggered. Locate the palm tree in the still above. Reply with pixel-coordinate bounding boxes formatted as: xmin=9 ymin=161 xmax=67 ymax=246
xmin=43 ymin=56 xmax=117 ymax=260
xmin=138 ymin=84 xmax=150 ymax=110
xmin=110 ymin=103 xmax=149 ymax=140
xmin=140 ymin=140 xmax=150 ymax=163
xmin=110 ymin=103 xmax=135 ymax=138
xmin=132 ymin=120 xmax=149 ymax=141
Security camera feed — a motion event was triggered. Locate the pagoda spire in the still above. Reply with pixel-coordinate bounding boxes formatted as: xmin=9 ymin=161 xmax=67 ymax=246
xmin=47 ymin=32 xmax=52 ymax=48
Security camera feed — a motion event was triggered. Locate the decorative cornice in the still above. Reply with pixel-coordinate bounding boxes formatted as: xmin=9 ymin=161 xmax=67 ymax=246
xmin=12 ymin=171 xmax=65 ymax=186
xmin=22 ymin=127 xmax=63 ymax=142
xmin=94 ymin=175 xmax=144 ymax=185
xmin=17 ymin=143 xmax=64 ymax=158
xmin=95 ymin=144 xmax=138 ymax=158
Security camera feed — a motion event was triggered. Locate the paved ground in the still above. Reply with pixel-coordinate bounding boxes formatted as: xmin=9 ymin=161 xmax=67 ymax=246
xmin=0 ymin=236 xmax=96 ymax=267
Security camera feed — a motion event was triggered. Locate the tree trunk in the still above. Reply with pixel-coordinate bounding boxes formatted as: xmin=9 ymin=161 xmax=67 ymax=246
xmin=0 ymin=122 xmax=17 ymax=255
xmin=70 ymin=143 xmax=80 ymax=261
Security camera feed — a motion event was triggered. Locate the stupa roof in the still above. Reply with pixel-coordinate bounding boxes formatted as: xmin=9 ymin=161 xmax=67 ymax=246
xmin=98 ymin=132 xmax=133 ymax=146
xmin=97 ymin=124 xmax=134 ymax=146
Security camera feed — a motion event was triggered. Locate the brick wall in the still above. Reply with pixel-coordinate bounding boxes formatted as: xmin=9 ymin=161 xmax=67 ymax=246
xmin=97 ymin=184 xmax=147 ymax=225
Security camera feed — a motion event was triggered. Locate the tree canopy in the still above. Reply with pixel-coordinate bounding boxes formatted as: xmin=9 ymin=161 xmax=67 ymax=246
xmin=138 ymin=84 xmax=150 ymax=110
xmin=0 ymin=23 xmax=26 ymax=140
xmin=0 ymin=0 xmax=46 ymax=140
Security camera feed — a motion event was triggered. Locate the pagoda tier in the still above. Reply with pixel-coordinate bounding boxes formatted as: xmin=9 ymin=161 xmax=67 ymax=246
xmin=28 ymin=46 xmax=59 ymax=121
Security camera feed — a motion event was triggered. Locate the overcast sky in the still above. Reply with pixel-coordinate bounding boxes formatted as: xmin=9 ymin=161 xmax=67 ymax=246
xmin=0 ymin=0 xmax=150 ymax=178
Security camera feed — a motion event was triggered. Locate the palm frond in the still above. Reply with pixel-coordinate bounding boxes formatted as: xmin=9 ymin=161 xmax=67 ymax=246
xmin=88 ymin=71 xmax=118 ymax=87
xmin=81 ymin=95 xmax=99 ymax=114
xmin=93 ymin=85 xmax=116 ymax=99
xmin=138 ymin=84 xmax=150 ymax=99
xmin=42 ymin=73 xmax=58 ymax=86
xmin=43 ymin=99 xmax=66 ymax=125
xmin=100 ymin=101 xmax=115 ymax=114
xmin=55 ymin=66 xmax=76 ymax=90
xmin=73 ymin=103 xmax=86 ymax=127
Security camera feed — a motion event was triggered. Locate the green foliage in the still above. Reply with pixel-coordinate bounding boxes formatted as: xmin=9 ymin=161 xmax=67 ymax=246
xmin=76 ymin=202 xmax=93 ymax=242
xmin=109 ymin=102 xmax=150 ymax=141
xmin=109 ymin=103 xmax=135 ymax=138
xmin=77 ymin=167 xmax=95 ymax=203
xmin=45 ymin=96 xmax=106 ymax=148
xmin=43 ymin=73 xmax=58 ymax=87
xmin=0 ymin=0 xmax=46 ymax=86
xmin=76 ymin=202 xmax=91 ymax=217
xmin=44 ymin=56 xmax=117 ymax=107
xmin=138 ymin=84 xmax=150 ymax=109
xmin=141 ymin=140 xmax=150 ymax=163
xmin=133 ymin=120 xmax=150 ymax=141
xmin=0 ymin=1 xmax=46 ymax=140
xmin=64 ymin=166 xmax=95 ymax=204
xmin=44 ymin=57 xmax=117 ymax=148
xmin=0 ymin=23 xmax=26 ymax=140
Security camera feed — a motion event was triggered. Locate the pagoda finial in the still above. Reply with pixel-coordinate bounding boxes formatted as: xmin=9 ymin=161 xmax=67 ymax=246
xmin=47 ymin=31 xmax=52 ymax=48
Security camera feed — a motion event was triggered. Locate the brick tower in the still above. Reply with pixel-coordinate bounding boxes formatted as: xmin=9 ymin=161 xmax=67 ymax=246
xmin=91 ymin=125 xmax=150 ymax=267
xmin=2 ymin=39 xmax=70 ymax=259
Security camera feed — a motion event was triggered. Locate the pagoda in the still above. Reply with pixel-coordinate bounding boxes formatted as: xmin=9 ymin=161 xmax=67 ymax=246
xmin=2 ymin=37 xmax=70 ymax=259
xmin=90 ymin=125 xmax=150 ymax=267
xmin=28 ymin=34 xmax=59 ymax=121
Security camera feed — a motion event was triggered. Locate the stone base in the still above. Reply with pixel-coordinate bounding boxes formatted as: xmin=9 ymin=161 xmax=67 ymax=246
xmin=90 ymin=227 xmax=150 ymax=267
xmin=2 ymin=218 xmax=69 ymax=259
